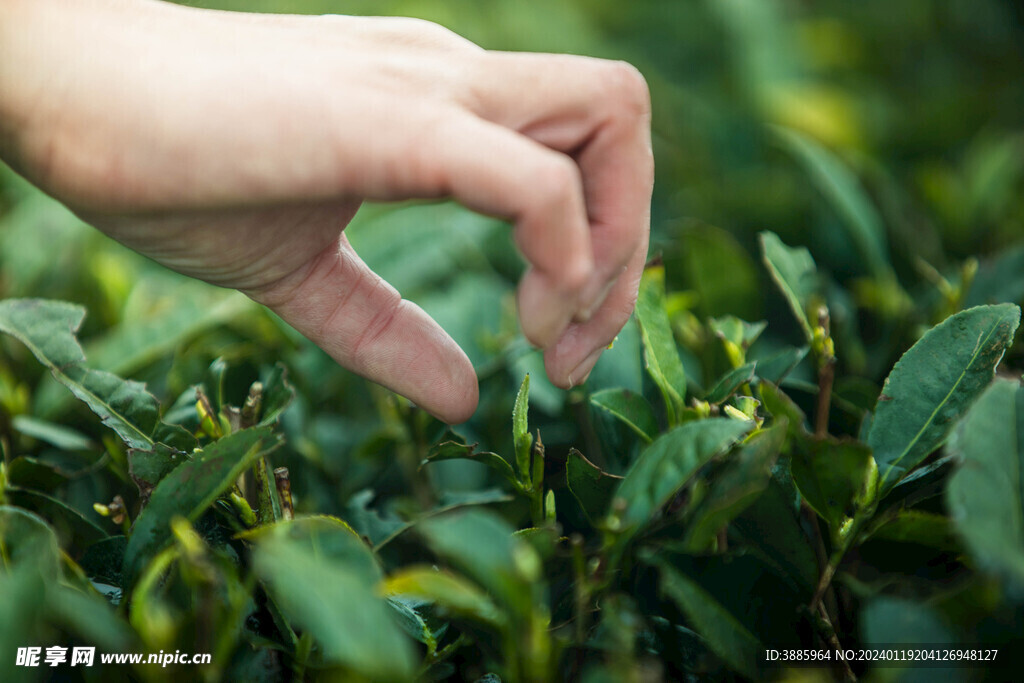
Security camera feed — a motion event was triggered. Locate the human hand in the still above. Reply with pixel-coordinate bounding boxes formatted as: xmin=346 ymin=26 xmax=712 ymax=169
xmin=0 ymin=0 xmax=652 ymax=423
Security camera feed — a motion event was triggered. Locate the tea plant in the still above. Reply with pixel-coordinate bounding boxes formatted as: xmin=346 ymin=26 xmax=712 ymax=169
xmin=2 ymin=219 xmax=1024 ymax=680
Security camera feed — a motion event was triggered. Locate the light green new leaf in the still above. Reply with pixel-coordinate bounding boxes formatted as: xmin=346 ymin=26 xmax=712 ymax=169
xmin=683 ymin=423 xmax=785 ymax=551
xmin=636 ymin=265 xmax=687 ymax=425
xmin=775 ymin=127 xmax=890 ymax=277
xmin=870 ymin=304 xmax=1020 ymax=493
xmin=589 ymin=388 xmax=657 ymax=443
xmin=0 ymin=299 xmax=197 ymax=453
xmin=613 ymin=418 xmax=752 ymax=536
xmin=947 ymin=379 xmax=1024 ymax=592
xmin=124 ymin=426 xmax=280 ymax=584
xmin=254 ymin=537 xmax=415 ymax=681
xmin=657 ymin=561 xmax=762 ymax=679
xmin=566 ymin=449 xmax=623 ymax=524
xmin=512 ymin=374 xmax=532 ymax=482
xmin=759 ymin=232 xmax=817 ymax=341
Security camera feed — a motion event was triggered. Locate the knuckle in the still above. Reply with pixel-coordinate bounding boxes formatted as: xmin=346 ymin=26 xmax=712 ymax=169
xmin=529 ymin=155 xmax=582 ymax=211
xmin=386 ymin=17 xmax=476 ymax=51
xmin=600 ymin=60 xmax=651 ymax=120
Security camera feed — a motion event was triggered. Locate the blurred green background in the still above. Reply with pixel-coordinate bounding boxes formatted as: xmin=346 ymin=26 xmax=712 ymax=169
xmin=2 ymin=0 xmax=1023 ymax=515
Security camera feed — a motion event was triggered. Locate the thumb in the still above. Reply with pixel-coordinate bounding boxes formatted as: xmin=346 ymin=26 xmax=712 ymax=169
xmin=248 ymin=235 xmax=478 ymax=424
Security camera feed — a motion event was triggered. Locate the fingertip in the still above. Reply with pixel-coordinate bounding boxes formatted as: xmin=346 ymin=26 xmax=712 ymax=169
xmin=517 ymin=268 xmax=576 ymax=349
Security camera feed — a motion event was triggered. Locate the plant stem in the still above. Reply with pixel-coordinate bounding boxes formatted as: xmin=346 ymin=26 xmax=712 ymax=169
xmin=813 ymin=603 xmax=856 ymax=682
xmin=815 ymin=358 xmax=835 ymax=437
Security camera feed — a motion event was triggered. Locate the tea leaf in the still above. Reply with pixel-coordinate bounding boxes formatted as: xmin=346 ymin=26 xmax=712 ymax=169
xmin=947 ymin=378 xmax=1024 ymax=592
xmin=0 ymin=506 xmax=62 ymax=580
xmin=512 ymin=374 xmax=532 ymax=482
xmin=731 ymin=474 xmax=818 ymax=595
xmin=239 ymin=515 xmax=379 ymax=584
xmin=0 ymin=299 xmax=197 ymax=453
xmin=870 ymin=304 xmax=1020 ymax=493
xmin=636 ymin=265 xmax=687 ymax=425
xmin=614 ymin=418 xmax=751 ymax=536
xmin=254 ymin=536 xmax=416 ymax=680
xmin=383 ymin=566 xmax=506 ymax=628
xmin=589 ymin=388 xmax=657 ymax=443
xmin=775 ymin=127 xmax=890 ymax=277
xmin=683 ymin=423 xmax=785 ymax=551
xmin=759 ymin=232 xmax=817 ymax=341
xmin=868 ymin=511 xmax=960 ymax=552
xmin=791 ymin=438 xmax=878 ymax=544
xmin=656 ymin=561 xmax=762 ymax=679
xmin=124 ymin=426 xmax=281 ymax=584
xmin=424 ymin=432 xmax=518 ymax=488
xmin=704 ymin=362 xmax=756 ymax=405
xmin=566 ymin=448 xmax=623 ymax=524
xmin=416 ymin=509 xmax=537 ymax=616
xmin=753 ymin=345 xmax=809 ymax=385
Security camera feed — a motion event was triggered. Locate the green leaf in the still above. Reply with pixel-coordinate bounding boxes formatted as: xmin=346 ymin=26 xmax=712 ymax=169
xmin=966 ymin=244 xmax=1024 ymax=307
xmin=867 ymin=511 xmax=960 ymax=552
xmin=416 ymin=509 xmax=538 ymax=615
xmin=383 ymin=566 xmax=506 ymax=628
xmin=0 ymin=299 xmax=197 ymax=453
xmin=124 ymin=426 xmax=281 ymax=584
xmin=4 ymin=457 xmax=65 ymax=492
xmin=239 ymin=515 xmax=379 ymax=584
xmin=708 ymin=316 xmax=767 ymax=350
xmin=791 ymin=437 xmax=878 ymax=544
xmin=758 ymin=382 xmax=808 ymax=436
xmin=869 ymin=304 xmax=1020 ymax=493
xmin=753 ymin=346 xmax=809 ymax=385
xmin=731 ymin=474 xmax=818 ymax=595
xmin=589 ymin=388 xmax=657 ymax=443
xmin=670 ymin=223 xmax=760 ymax=320
xmin=566 ymin=449 xmax=623 ymax=524
xmin=11 ymin=415 xmax=94 ymax=451
xmin=253 ymin=535 xmax=416 ymax=680
xmin=0 ymin=506 xmax=62 ymax=580
xmin=683 ymin=424 xmax=785 ymax=551
xmin=257 ymin=363 xmax=295 ymax=426
xmin=128 ymin=443 xmax=186 ymax=498
xmin=45 ymin=585 xmax=136 ymax=652
xmin=775 ymin=127 xmax=890 ymax=277
xmin=636 ymin=264 xmax=688 ymax=425
xmin=704 ymin=362 xmax=756 ymax=405
xmin=4 ymin=488 xmax=108 ymax=548
xmin=759 ymin=232 xmax=818 ymax=341
xmin=423 ymin=432 xmax=518 ymax=489
xmin=512 ymin=374 xmax=532 ymax=482
xmin=656 ymin=561 xmax=762 ymax=679
xmin=613 ymin=418 xmax=752 ymax=536
xmin=947 ymin=378 xmax=1024 ymax=592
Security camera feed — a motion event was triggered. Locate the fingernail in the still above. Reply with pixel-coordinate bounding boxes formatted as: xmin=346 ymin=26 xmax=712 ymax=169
xmin=567 ymin=346 xmax=605 ymax=388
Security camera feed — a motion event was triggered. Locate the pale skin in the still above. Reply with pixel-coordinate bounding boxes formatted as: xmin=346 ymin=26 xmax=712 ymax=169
xmin=0 ymin=0 xmax=653 ymax=424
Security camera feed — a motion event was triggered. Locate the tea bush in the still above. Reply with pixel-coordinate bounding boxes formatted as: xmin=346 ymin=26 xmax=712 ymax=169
xmin=3 ymin=1 xmax=1024 ymax=682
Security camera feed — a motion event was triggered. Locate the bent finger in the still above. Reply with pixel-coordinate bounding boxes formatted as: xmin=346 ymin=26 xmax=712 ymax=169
xmin=249 ymin=234 xmax=478 ymax=424
xmin=543 ymin=238 xmax=649 ymax=388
